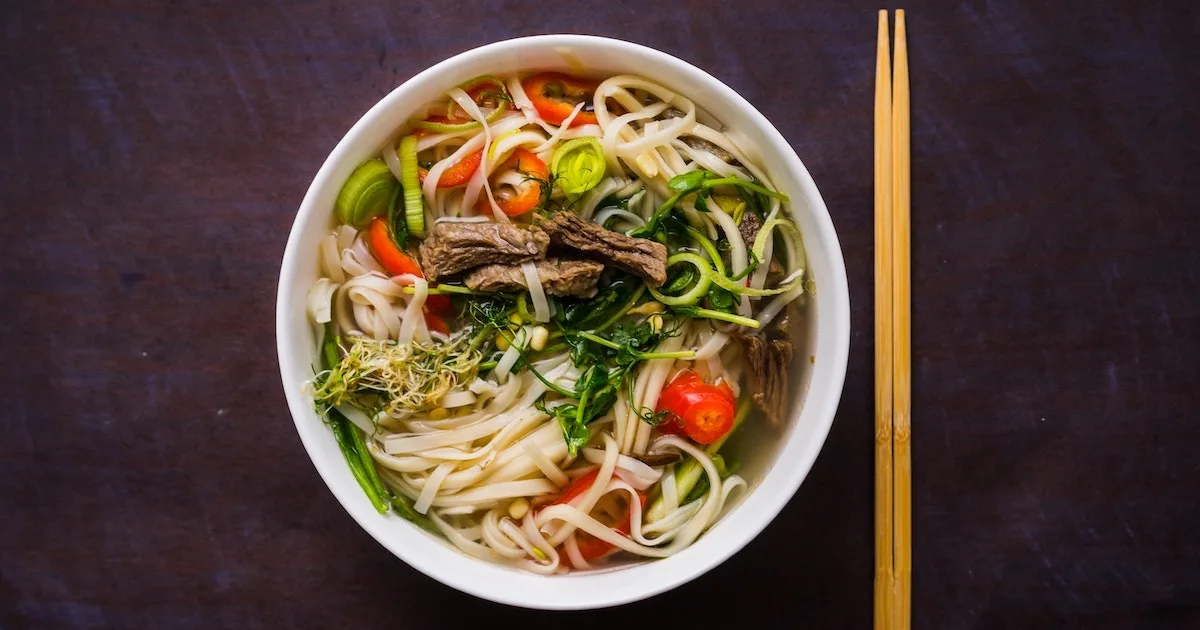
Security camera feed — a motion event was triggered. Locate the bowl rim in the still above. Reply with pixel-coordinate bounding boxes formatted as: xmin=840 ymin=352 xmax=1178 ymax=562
xmin=276 ymin=33 xmax=850 ymax=610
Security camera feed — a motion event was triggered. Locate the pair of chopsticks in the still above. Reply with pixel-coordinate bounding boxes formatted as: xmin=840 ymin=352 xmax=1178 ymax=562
xmin=874 ymin=9 xmax=911 ymax=630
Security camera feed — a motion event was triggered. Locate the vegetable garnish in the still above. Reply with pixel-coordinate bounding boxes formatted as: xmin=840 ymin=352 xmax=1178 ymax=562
xmin=632 ymin=169 xmax=789 ymax=240
xmin=424 ymin=294 xmax=455 ymax=316
xmin=398 ymin=135 xmax=425 ymax=238
xmin=655 ymin=370 xmax=736 ymax=444
xmin=367 ymin=217 xmax=423 ymax=277
xmin=367 ymin=218 xmax=455 ymax=332
xmin=413 ymin=75 xmax=512 ymax=133
xmin=335 ymin=159 xmax=398 ymax=227
xmin=313 ymin=333 xmax=482 ymax=419
xmin=418 ymin=149 xmax=482 ymax=188
xmin=477 ymin=148 xmax=548 ymax=216
xmin=645 ymin=398 xmax=753 ymax=523
xmin=521 ymin=72 xmax=600 ymax=127
xmin=313 ymin=323 xmax=439 ymax=534
xmin=544 ymin=469 xmax=647 ymax=562
xmin=551 ymin=137 xmax=606 ymax=195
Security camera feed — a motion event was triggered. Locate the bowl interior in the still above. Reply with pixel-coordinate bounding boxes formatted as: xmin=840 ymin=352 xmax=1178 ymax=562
xmin=277 ymin=34 xmax=849 ymax=610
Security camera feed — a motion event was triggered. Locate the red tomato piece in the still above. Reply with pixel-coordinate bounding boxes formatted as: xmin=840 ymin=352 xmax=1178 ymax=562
xmin=655 ymin=370 xmax=737 ymax=444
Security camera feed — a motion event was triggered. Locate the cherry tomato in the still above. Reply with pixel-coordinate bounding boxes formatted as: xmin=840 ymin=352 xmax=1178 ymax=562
xmin=655 ymin=370 xmax=736 ymax=444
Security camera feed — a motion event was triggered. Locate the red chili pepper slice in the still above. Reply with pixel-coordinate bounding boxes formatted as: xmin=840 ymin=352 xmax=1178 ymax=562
xmin=521 ymin=72 xmax=600 ymax=127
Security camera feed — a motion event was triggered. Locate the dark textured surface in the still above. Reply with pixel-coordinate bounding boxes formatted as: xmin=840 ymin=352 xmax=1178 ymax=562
xmin=3 ymin=1 xmax=1198 ymax=628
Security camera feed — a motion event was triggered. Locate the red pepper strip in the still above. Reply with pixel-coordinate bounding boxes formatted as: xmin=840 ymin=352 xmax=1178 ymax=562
xmin=417 ymin=149 xmax=482 ymax=189
xmin=547 ymin=470 xmax=647 ymax=562
xmin=367 ymin=218 xmax=455 ymax=331
xmin=521 ymin=72 xmax=600 ymax=127
xmin=424 ymin=294 xmax=454 ymax=317
xmin=475 ymin=148 xmax=547 ymax=216
xmin=367 ymin=217 xmax=423 ymax=277
xmin=655 ymin=370 xmax=737 ymax=444
xmin=447 ymin=78 xmax=513 ymax=119
xmin=424 ymin=311 xmax=450 ymax=335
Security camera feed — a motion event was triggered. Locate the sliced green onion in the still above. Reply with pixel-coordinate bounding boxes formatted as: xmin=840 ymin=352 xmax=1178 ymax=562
xmin=752 ymin=218 xmax=806 ymax=275
xmin=702 ymin=176 xmax=790 ymax=202
xmin=674 ymin=306 xmax=761 ymax=328
xmin=350 ymin=420 xmax=391 ymax=504
xmin=709 ymin=269 xmax=792 ymax=297
xmin=328 ymin=408 xmax=389 ymax=514
xmin=335 ymin=159 xmax=397 ymax=227
xmin=651 ymin=251 xmax=791 ymax=303
xmin=684 ymin=226 xmax=727 ymax=275
xmin=413 ymin=76 xmax=511 ymax=133
xmin=398 ymin=135 xmax=425 ymax=238
xmin=400 ymin=284 xmax=488 ymax=296
xmin=594 ymin=285 xmax=647 ymax=333
xmin=551 ymin=137 xmax=606 ymax=195
xmin=648 ymin=253 xmax=713 ymax=306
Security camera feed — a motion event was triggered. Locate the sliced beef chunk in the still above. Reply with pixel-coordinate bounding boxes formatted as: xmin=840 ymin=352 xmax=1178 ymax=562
xmin=738 ymin=208 xmax=762 ymax=248
xmin=736 ymin=210 xmax=785 ymax=276
xmin=681 ymin=136 xmax=740 ymax=165
xmin=463 ymin=258 xmax=604 ymax=298
xmin=417 ymin=221 xmax=548 ymax=282
xmin=540 ymin=212 xmax=668 ymax=287
xmin=739 ymin=305 xmax=795 ymax=426
xmin=635 ymin=451 xmax=682 ymax=467
xmin=661 ymin=108 xmax=740 ymax=165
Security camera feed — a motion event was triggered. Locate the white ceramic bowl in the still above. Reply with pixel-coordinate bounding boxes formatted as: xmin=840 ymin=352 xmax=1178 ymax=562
xmin=277 ymin=34 xmax=850 ymax=610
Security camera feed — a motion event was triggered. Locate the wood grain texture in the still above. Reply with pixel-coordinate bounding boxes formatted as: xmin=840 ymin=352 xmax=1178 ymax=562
xmin=2 ymin=1 xmax=1198 ymax=628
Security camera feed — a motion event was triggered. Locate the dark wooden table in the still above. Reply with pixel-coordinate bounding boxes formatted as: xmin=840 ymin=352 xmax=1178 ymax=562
xmin=4 ymin=1 xmax=1197 ymax=627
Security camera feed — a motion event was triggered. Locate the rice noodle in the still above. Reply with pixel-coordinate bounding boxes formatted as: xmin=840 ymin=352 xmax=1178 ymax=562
xmin=382 ymin=139 xmax=403 ymax=183
xmin=493 ymin=327 xmax=527 ymax=383
xmin=532 ymin=102 xmax=586 ymax=153
xmin=591 ymin=208 xmax=645 ymax=231
xmin=578 ymin=177 xmax=629 ymax=221
xmin=522 ymin=262 xmax=550 ymax=323
xmin=306 ymin=278 xmax=339 ymax=324
xmin=320 ymin=233 xmax=345 ymax=283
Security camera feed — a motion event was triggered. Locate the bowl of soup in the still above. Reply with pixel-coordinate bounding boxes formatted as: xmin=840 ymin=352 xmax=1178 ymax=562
xmin=276 ymin=34 xmax=849 ymax=609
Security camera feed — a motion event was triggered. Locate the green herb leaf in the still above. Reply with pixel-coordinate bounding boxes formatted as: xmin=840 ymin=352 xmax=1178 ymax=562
xmin=707 ymin=285 xmax=736 ymax=311
xmin=661 ymin=264 xmax=698 ymax=296
xmin=565 ymin=334 xmax=595 ymax=367
xmin=576 ymin=363 xmax=610 ymax=394
xmin=669 ymin=170 xmax=711 ymax=192
xmin=556 ymin=274 xmax=639 ymax=330
xmin=557 ymin=415 xmax=592 ymax=456
xmin=610 ymin=321 xmax=654 ymax=349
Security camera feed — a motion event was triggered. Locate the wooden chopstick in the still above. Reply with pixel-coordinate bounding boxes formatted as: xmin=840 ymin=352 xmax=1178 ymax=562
xmin=872 ymin=10 xmax=895 ymax=630
xmin=890 ymin=10 xmax=912 ymax=630
xmin=875 ymin=9 xmax=911 ymax=630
